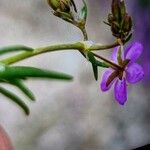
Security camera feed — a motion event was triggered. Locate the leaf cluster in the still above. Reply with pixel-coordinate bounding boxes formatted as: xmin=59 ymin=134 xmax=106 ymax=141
xmin=0 ymin=46 xmax=73 ymax=115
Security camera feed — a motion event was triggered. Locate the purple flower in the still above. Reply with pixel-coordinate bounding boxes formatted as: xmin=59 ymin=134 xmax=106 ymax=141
xmin=100 ymin=42 xmax=144 ymax=105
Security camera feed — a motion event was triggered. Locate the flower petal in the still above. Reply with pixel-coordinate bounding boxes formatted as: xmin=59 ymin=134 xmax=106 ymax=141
xmin=111 ymin=47 xmax=119 ymax=63
xmin=111 ymin=46 xmax=124 ymax=63
xmin=126 ymin=63 xmax=144 ymax=84
xmin=125 ymin=42 xmax=143 ymax=62
xmin=100 ymin=69 xmax=115 ymax=91
xmin=114 ymin=78 xmax=127 ymax=105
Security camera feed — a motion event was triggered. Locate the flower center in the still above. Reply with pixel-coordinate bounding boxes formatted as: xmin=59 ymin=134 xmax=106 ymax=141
xmin=118 ymin=59 xmax=130 ymax=80
xmin=106 ymin=59 xmax=130 ymax=87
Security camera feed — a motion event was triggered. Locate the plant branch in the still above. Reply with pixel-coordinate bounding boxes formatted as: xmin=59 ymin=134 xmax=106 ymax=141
xmin=0 ymin=42 xmax=83 ymax=65
xmin=0 ymin=41 xmax=119 ymax=65
xmin=89 ymin=41 xmax=119 ymax=50
xmin=80 ymin=27 xmax=88 ymax=41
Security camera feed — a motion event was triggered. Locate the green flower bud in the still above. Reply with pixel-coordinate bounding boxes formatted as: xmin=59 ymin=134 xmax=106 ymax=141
xmin=111 ymin=22 xmax=120 ymax=36
xmin=122 ymin=15 xmax=132 ymax=32
xmin=111 ymin=0 xmax=126 ymax=23
xmin=108 ymin=0 xmax=132 ymax=41
xmin=47 ymin=0 xmax=60 ymax=10
xmin=111 ymin=0 xmax=121 ymax=21
xmin=120 ymin=0 xmax=126 ymax=18
xmin=47 ymin=0 xmax=71 ymax=12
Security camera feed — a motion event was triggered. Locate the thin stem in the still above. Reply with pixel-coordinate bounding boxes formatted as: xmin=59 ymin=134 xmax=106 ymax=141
xmin=89 ymin=41 xmax=119 ymax=51
xmin=0 ymin=41 xmax=119 ymax=65
xmin=0 ymin=42 xmax=83 ymax=65
xmin=80 ymin=27 xmax=88 ymax=41
xmin=72 ymin=20 xmax=88 ymax=41
xmin=92 ymin=52 xmax=122 ymax=70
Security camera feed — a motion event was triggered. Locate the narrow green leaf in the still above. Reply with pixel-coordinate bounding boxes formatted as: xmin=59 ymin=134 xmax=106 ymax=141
xmin=88 ymin=52 xmax=109 ymax=80
xmin=9 ymin=79 xmax=35 ymax=101
xmin=0 ymin=86 xmax=29 ymax=115
xmin=87 ymin=52 xmax=95 ymax=64
xmin=0 ymin=65 xmax=73 ymax=81
xmin=92 ymin=64 xmax=98 ymax=80
xmin=87 ymin=52 xmax=98 ymax=80
xmin=0 ymin=45 xmax=34 ymax=55
xmin=96 ymin=60 xmax=109 ymax=68
xmin=80 ymin=0 xmax=88 ymax=21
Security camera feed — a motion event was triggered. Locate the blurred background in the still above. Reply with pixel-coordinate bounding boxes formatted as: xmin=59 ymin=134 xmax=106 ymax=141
xmin=0 ymin=0 xmax=150 ymax=150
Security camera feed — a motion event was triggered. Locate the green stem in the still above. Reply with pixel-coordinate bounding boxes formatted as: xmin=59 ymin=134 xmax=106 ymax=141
xmin=89 ymin=41 xmax=119 ymax=51
xmin=80 ymin=27 xmax=88 ymax=41
xmin=0 ymin=41 xmax=119 ymax=65
xmin=73 ymin=21 xmax=88 ymax=41
xmin=0 ymin=42 xmax=83 ymax=65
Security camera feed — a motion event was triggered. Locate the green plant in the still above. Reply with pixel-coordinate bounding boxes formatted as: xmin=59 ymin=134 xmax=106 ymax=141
xmin=0 ymin=0 xmax=142 ymax=115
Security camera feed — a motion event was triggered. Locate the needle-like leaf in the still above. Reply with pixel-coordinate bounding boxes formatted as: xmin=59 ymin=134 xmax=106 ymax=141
xmin=88 ymin=52 xmax=98 ymax=80
xmin=8 ymin=79 xmax=35 ymax=101
xmin=88 ymin=52 xmax=109 ymax=80
xmin=96 ymin=60 xmax=109 ymax=68
xmin=0 ymin=86 xmax=29 ymax=115
xmin=0 ymin=65 xmax=73 ymax=81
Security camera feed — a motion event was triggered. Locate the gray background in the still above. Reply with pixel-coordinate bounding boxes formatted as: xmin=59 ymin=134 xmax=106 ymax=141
xmin=0 ymin=0 xmax=149 ymax=150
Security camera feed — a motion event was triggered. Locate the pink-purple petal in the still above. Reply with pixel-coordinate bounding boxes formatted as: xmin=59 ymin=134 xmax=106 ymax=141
xmin=114 ymin=78 xmax=127 ymax=105
xmin=100 ymin=69 xmax=114 ymax=91
xmin=111 ymin=47 xmax=119 ymax=62
xmin=126 ymin=63 xmax=144 ymax=84
xmin=111 ymin=46 xmax=124 ymax=63
xmin=125 ymin=42 xmax=143 ymax=62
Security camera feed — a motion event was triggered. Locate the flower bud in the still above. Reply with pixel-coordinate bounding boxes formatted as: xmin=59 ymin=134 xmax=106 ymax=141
xmin=108 ymin=14 xmax=114 ymax=24
xmin=111 ymin=0 xmax=126 ymax=22
xmin=111 ymin=0 xmax=121 ymax=21
xmin=111 ymin=22 xmax=120 ymax=37
xmin=47 ymin=0 xmax=60 ymax=10
xmin=47 ymin=0 xmax=70 ymax=12
xmin=122 ymin=15 xmax=132 ymax=32
xmin=107 ymin=0 xmax=132 ymax=41
xmin=120 ymin=0 xmax=126 ymax=18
